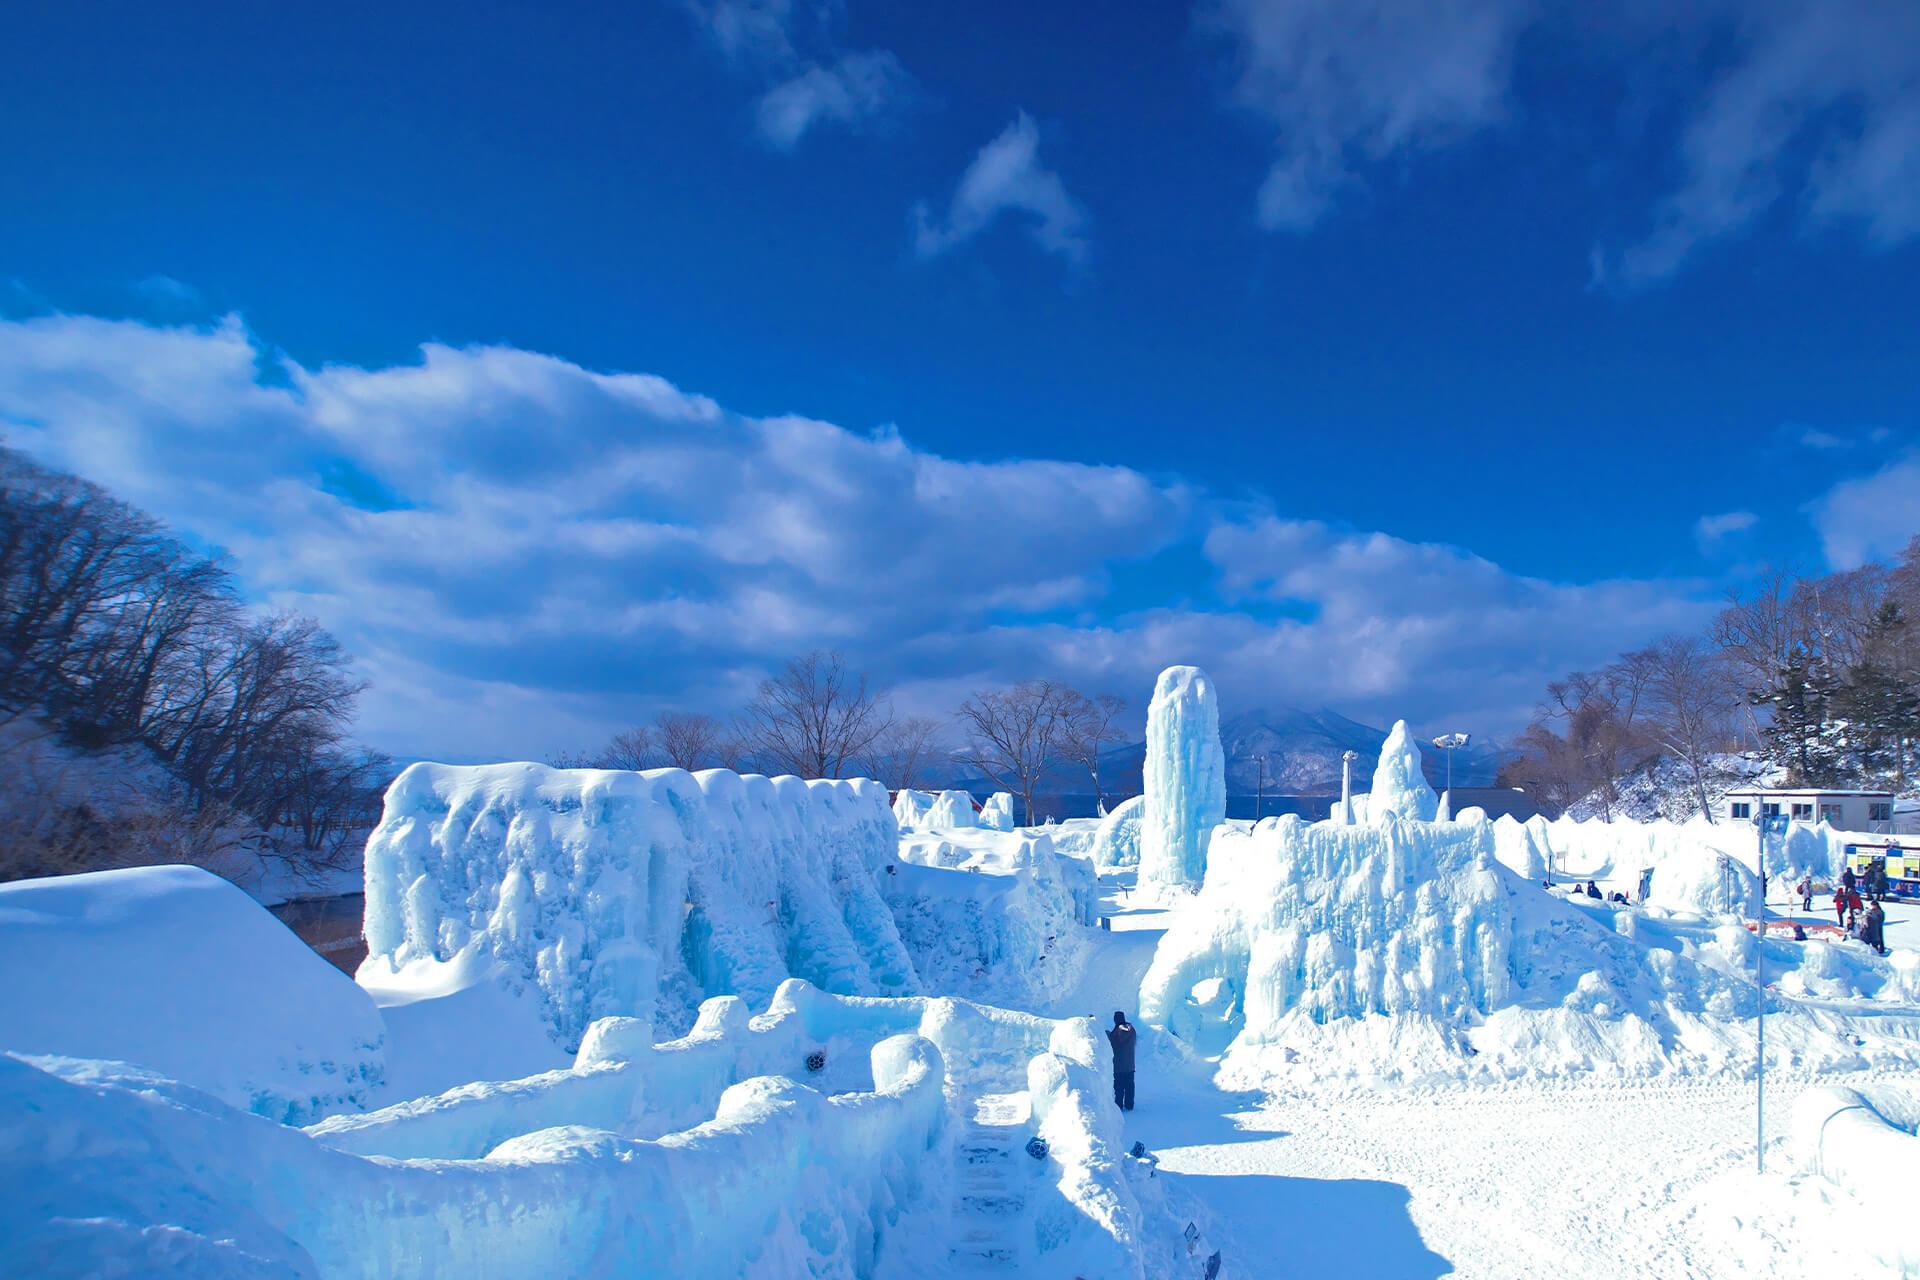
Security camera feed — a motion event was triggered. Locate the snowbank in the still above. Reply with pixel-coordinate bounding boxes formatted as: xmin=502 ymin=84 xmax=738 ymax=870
xmin=0 ymin=1032 xmax=947 ymax=1280
xmin=361 ymin=763 xmax=917 ymax=1050
xmin=1139 ymin=665 xmax=1225 ymax=893
xmin=1538 ymin=814 xmax=1849 ymax=891
xmin=1791 ymin=1086 xmax=1920 ymax=1269
xmin=0 ymin=978 xmax=1192 ymax=1277
xmin=1140 ymin=814 xmax=1920 ymax=1089
xmin=0 ymin=865 xmax=383 ymax=1123
xmin=925 ymin=789 xmax=979 ymax=829
xmin=1092 ymin=795 xmax=1145 ymax=869
xmin=980 ymin=792 xmax=1016 ymax=831
xmin=1489 ymin=814 xmax=1548 ymax=881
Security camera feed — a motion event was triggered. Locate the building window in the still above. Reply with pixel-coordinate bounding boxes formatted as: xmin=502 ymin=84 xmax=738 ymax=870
xmin=1820 ymin=805 xmax=1842 ymax=824
xmin=1729 ymin=802 xmax=1752 ymax=819
xmin=1762 ymin=803 xmax=1781 ymax=818
xmin=1871 ymin=802 xmax=1893 ymax=822
xmin=1791 ymin=803 xmax=1814 ymax=821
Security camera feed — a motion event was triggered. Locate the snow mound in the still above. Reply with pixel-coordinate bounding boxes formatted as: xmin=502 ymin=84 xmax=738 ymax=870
xmin=1140 ymin=815 xmax=1920 ymax=1089
xmin=0 ymin=865 xmax=384 ymax=1124
xmin=1367 ymin=719 xmax=1439 ymax=823
xmin=361 ymin=763 xmax=917 ymax=1050
xmin=979 ymin=791 xmax=1016 ymax=831
xmin=1092 ymin=795 xmax=1145 ymax=869
xmin=891 ymin=788 xmax=934 ymax=829
xmin=925 ymin=789 xmax=979 ymax=829
xmin=1139 ymin=665 xmax=1225 ymax=893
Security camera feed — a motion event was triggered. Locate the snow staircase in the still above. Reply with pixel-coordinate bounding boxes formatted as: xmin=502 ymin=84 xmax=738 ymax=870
xmin=947 ymin=1089 xmax=1032 ymax=1272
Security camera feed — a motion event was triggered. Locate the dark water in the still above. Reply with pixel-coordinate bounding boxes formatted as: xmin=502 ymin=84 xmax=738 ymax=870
xmin=1021 ymin=793 xmax=1338 ymax=823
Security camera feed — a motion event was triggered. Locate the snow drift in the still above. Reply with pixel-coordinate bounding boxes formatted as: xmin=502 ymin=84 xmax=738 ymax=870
xmin=0 ymin=865 xmax=383 ymax=1123
xmin=360 ymin=763 xmax=917 ymax=1050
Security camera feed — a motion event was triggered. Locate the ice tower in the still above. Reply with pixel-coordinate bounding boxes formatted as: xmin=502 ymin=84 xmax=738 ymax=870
xmin=1139 ymin=665 xmax=1226 ymax=891
xmin=1368 ymin=719 xmax=1439 ymax=823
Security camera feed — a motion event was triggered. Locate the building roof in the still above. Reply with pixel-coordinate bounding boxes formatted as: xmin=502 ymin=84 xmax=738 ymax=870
xmin=1724 ymin=788 xmax=1894 ymax=798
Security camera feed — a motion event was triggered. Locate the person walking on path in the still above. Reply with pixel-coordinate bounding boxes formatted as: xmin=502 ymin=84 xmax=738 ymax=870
xmin=1107 ymin=1011 xmax=1136 ymax=1112
xmin=1798 ymin=874 xmax=1813 ymax=913
xmin=1836 ymin=886 xmax=1851 ymax=928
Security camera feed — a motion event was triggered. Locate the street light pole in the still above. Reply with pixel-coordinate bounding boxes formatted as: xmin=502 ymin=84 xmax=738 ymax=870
xmin=1431 ymin=733 xmax=1470 ymax=815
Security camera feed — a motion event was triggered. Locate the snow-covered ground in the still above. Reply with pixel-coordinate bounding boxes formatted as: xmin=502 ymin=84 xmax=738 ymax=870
xmin=11 ymin=737 xmax=1920 ymax=1276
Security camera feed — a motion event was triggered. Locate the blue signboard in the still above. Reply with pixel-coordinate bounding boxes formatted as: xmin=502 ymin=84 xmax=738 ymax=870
xmin=1763 ymin=815 xmax=1790 ymax=834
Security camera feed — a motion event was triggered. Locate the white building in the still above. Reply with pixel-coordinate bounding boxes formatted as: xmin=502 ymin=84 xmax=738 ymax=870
xmin=1723 ymin=788 xmax=1895 ymax=832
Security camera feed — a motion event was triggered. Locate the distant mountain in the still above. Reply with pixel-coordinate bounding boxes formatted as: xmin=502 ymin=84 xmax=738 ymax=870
xmin=929 ymin=705 xmax=1510 ymax=798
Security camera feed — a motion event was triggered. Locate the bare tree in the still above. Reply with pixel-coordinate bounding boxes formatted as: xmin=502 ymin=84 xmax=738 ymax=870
xmin=738 ymin=651 xmax=892 ymax=779
xmin=1639 ymin=637 xmax=1741 ymax=822
xmin=953 ymin=680 xmax=1079 ymax=824
xmin=1059 ymin=691 xmax=1127 ymax=810
xmin=865 ymin=715 xmax=945 ymax=789
xmin=655 ymin=711 xmax=727 ymax=771
xmin=600 ymin=726 xmax=655 ymax=770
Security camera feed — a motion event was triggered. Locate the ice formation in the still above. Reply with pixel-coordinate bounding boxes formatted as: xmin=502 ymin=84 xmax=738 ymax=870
xmin=0 ymin=865 xmax=384 ymax=1123
xmin=1091 ymin=794 xmax=1145 ymax=869
xmin=1 ymin=982 xmax=1197 ymax=1278
xmin=980 ymin=791 xmax=1016 ymax=831
xmin=1489 ymin=814 xmax=1549 ymax=881
xmin=1366 ymin=719 xmax=1440 ymax=823
xmin=1138 ymin=665 xmax=1225 ymax=892
xmin=891 ymin=788 xmax=935 ymax=829
xmin=1140 ymin=813 xmax=1920 ymax=1087
xmin=361 ymin=763 xmax=917 ymax=1049
xmin=925 ymin=789 xmax=980 ymax=829
xmin=890 ymin=830 xmax=1097 ymax=1008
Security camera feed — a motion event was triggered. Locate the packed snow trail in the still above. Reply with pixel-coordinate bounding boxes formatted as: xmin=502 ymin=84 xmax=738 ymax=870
xmin=948 ymin=1091 xmax=1033 ymax=1271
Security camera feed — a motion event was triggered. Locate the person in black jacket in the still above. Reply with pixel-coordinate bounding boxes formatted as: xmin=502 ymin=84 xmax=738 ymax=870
xmin=1107 ymin=1011 xmax=1136 ymax=1111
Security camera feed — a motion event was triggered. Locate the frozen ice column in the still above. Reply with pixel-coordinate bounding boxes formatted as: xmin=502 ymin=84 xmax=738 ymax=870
xmin=1139 ymin=665 xmax=1226 ymax=891
xmin=1369 ymin=719 xmax=1439 ymax=823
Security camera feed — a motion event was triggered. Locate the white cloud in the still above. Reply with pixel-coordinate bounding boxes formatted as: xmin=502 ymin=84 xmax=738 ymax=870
xmin=913 ymin=113 xmax=1089 ymax=263
xmin=0 ymin=313 xmax=1718 ymax=758
xmin=1694 ymin=509 xmax=1758 ymax=548
xmin=1604 ymin=0 xmax=1920 ymax=285
xmin=1203 ymin=0 xmax=1534 ymax=230
xmin=1810 ymin=451 xmax=1920 ymax=569
xmin=679 ymin=0 xmax=909 ymax=148
xmin=756 ymin=51 xmax=909 ymax=149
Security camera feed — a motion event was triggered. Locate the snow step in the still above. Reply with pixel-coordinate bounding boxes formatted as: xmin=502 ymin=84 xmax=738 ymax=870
xmin=958 ymin=1193 xmax=1024 ymax=1216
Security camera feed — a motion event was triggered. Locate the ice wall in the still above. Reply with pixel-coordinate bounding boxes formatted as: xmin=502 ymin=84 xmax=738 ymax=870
xmin=889 ymin=831 xmax=1096 ymax=1009
xmin=925 ymin=789 xmax=979 ymax=829
xmin=1139 ymin=813 xmax=1920 ymax=1088
xmin=1138 ymin=665 xmax=1225 ymax=892
xmin=1092 ymin=794 xmax=1145 ymax=869
xmin=980 ymin=792 xmax=1016 ymax=831
xmin=1367 ymin=720 xmax=1439 ymax=823
xmin=361 ymin=763 xmax=918 ymax=1049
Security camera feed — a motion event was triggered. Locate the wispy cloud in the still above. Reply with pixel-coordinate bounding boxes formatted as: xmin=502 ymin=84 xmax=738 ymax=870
xmin=913 ymin=113 xmax=1089 ymax=263
xmin=1203 ymin=0 xmax=1535 ymax=231
xmin=679 ymin=0 xmax=910 ymax=148
xmin=1694 ymin=509 xmax=1758 ymax=550
xmin=1598 ymin=0 xmax=1920 ymax=286
xmin=0 ymin=313 xmax=1716 ymax=757
xmin=1809 ymin=451 xmax=1920 ymax=569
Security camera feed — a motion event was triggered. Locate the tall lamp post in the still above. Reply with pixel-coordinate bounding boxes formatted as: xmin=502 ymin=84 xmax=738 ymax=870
xmin=1431 ymin=732 xmax=1470 ymax=812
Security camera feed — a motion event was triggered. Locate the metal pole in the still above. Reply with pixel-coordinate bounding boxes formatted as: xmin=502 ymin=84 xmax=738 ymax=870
xmin=1756 ymin=814 xmax=1766 ymax=1174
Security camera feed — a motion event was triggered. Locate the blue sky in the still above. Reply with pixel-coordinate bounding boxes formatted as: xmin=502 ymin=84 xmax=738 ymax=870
xmin=1 ymin=0 xmax=1917 ymax=759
